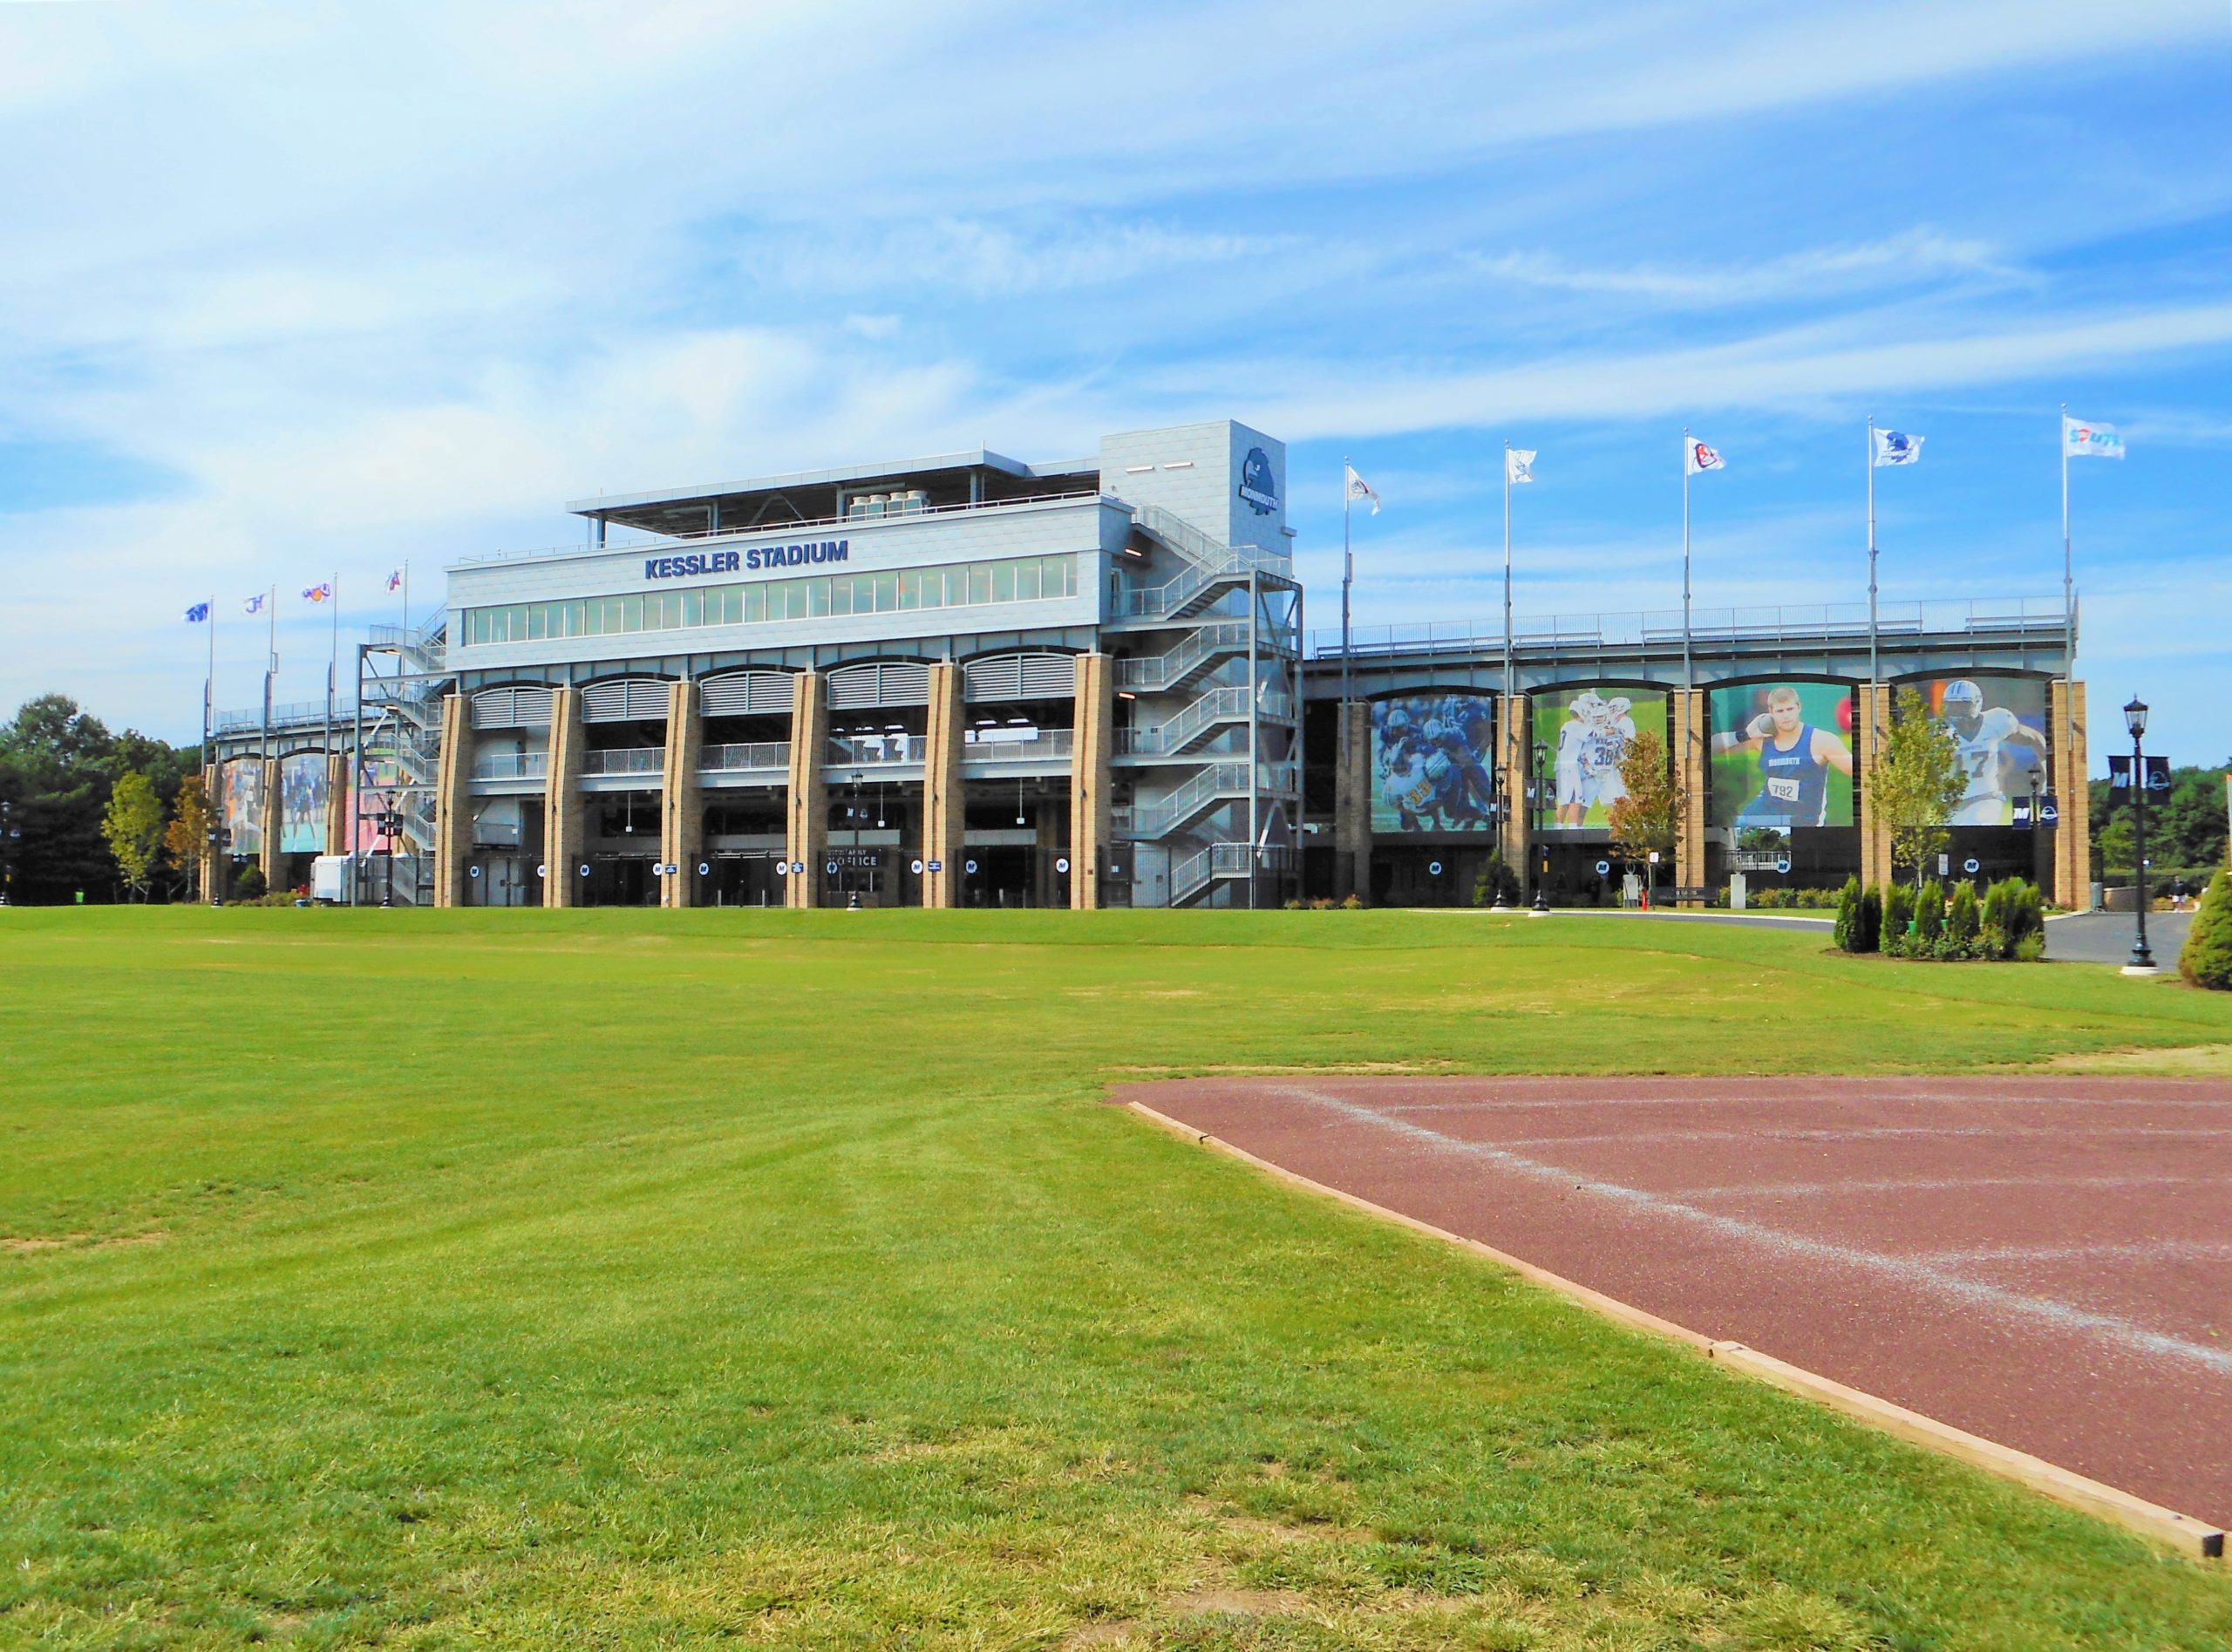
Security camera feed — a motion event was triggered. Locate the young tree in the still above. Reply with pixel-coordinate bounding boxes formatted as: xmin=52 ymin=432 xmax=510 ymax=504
xmin=1875 ymin=687 xmax=1969 ymax=889
xmin=102 ymin=771 xmax=165 ymax=901
xmin=1607 ymin=729 xmax=1686 ymax=901
xmin=164 ymin=772 xmax=214 ymax=902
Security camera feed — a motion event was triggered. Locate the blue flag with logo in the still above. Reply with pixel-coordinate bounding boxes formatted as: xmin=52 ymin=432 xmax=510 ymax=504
xmin=183 ymin=602 xmax=210 ymax=622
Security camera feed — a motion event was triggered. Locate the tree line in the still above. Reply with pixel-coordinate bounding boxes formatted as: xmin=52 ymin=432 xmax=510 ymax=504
xmin=0 ymin=694 xmax=206 ymax=905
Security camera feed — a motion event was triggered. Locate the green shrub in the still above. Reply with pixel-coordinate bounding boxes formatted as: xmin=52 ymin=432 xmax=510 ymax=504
xmin=233 ymin=865 xmax=266 ymax=901
xmin=1916 ymin=879 xmax=1945 ymax=944
xmin=1979 ymin=878 xmax=2045 ymax=962
xmin=1473 ymin=853 xmax=1520 ymax=908
xmin=1945 ymin=883 xmax=1980 ymax=955
xmin=1857 ymin=885 xmax=1882 ymax=953
xmin=1834 ymin=877 xmax=1861 ymax=952
xmin=2180 ymin=869 xmax=2232 ymax=989
xmin=1340 ymin=894 xmax=1365 ymax=911
xmin=1882 ymin=883 xmax=1915 ymax=955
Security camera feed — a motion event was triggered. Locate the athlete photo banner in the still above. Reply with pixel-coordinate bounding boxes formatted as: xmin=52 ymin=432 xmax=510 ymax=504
xmin=1530 ymin=685 xmax=1671 ymax=832
xmin=1707 ymin=681 xmax=1857 ymax=842
xmin=1905 ymin=676 xmax=2051 ymax=826
xmin=1369 ymin=694 xmax=1498 ymax=833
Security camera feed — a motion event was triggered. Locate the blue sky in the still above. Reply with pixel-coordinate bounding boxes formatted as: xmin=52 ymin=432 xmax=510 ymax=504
xmin=2 ymin=1 xmax=2228 ymax=760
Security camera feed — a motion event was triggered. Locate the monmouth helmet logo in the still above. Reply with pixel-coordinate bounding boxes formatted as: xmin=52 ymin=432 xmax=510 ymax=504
xmin=1238 ymin=446 xmax=1279 ymax=515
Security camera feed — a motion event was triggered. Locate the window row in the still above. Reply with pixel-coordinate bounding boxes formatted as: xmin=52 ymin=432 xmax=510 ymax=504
xmin=462 ymin=553 xmax=1081 ymax=649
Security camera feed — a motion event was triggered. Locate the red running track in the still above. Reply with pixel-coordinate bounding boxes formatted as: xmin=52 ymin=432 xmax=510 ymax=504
xmin=1119 ymin=1076 xmax=2232 ymax=1527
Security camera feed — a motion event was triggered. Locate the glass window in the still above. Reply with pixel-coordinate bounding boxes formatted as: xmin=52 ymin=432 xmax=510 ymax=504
xmin=681 ymin=590 xmax=704 ymax=628
xmin=969 ymin=564 xmax=991 ymax=605
xmin=831 ymin=576 xmax=855 ymax=617
xmin=1014 ymin=560 xmax=1039 ymax=601
xmin=991 ymin=561 xmax=1015 ymax=602
xmin=873 ymin=572 xmax=897 ymax=612
xmin=621 ymin=595 xmax=643 ymax=632
xmin=807 ymin=577 xmax=830 ymax=617
xmin=898 ymin=570 xmax=922 ymax=610
xmin=1051 ymin=555 xmax=1075 ymax=596
xmin=744 ymin=585 xmax=766 ymax=624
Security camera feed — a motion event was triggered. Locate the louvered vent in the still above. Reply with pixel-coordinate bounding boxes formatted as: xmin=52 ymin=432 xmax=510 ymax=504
xmin=828 ymin=661 xmax=931 ymax=710
xmin=471 ymin=686 xmax=554 ymax=730
xmin=963 ymin=652 xmax=1077 ymax=703
xmin=581 ymin=677 xmax=671 ymax=723
xmin=699 ymin=671 xmax=795 ymax=717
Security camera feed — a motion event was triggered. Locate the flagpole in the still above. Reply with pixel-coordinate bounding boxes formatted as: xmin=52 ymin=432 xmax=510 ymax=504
xmin=325 ymin=573 xmax=339 ymax=793
xmin=1502 ymin=443 xmax=1514 ymax=706
xmin=262 ymin=584 xmax=276 ymax=777
xmin=1867 ymin=416 xmax=1879 ymax=690
xmin=1340 ymin=457 xmax=1353 ymax=743
xmin=1681 ymin=428 xmax=1693 ymax=690
xmin=2059 ymin=403 xmax=2074 ymax=828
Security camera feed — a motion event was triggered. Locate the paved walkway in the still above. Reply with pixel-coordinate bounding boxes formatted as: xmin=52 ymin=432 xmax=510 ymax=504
xmin=2047 ymin=909 xmax=2194 ymax=967
xmin=1124 ymin=1075 xmax=2232 ymax=1526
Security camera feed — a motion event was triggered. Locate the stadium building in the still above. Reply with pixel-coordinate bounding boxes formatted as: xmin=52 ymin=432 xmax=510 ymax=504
xmin=204 ymin=418 xmax=2092 ymax=911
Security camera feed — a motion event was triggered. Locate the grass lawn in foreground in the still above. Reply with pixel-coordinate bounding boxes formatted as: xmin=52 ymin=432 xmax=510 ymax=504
xmin=4 ymin=907 xmax=2231 ymax=1650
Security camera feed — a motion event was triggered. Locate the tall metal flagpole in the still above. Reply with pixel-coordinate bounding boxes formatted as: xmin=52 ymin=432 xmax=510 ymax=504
xmin=1502 ymin=442 xmax=1514 ymax=705
xmin=323 ymin=573 xmax=338 ymax=789
xmin=1340 ymin=459 xmax=1353 ymax=719
xmin=2059 ymin=403 xmax=2075 ymax=836
xmin=1681 ymin=428 xmax=1693 ymax=690
xmin=1867 ymin=416 xmax=1879 ymax=689
xmin=261 ymin=584 xmax=276 ymax=775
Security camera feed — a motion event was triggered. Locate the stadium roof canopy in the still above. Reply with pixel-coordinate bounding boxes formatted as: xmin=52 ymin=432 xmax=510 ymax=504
xmin=566 ymin=449 xmax=1100 ymax=540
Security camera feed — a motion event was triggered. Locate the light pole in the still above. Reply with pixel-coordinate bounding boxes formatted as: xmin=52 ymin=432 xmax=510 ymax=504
xmin=1 ymin=798 xmax=16 ymax=905
xmin=1530 ymin=739 xmax=1549 ymax=915
xmin=849 ymin=768 xmax=866 ymax=909
xmin=2123 ymin=695 xmax=2157 ymax=976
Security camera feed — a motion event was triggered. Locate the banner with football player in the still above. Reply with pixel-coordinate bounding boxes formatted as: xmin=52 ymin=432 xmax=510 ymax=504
xmin=1904 ymin=675 xmax=2052 ymax=826
xmin=1530 ymin=685 xmax=1671 ymax=832
xmin=1369 ymin=694 xmax=1499 ymax=833
xmin=1707 ymin=681 xmax=1858 ymax=845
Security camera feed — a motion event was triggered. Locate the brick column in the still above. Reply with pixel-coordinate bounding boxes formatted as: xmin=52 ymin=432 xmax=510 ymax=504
xmin=922 ymin=662 xmax=966 ymax=908
xmin=201 ymin=762 xmax=221 ymax=901
xmin=1333 ymin=700 xmax=1371 ymax=899
xmin=1674 ymin=690 xmax=1707 ymax=906
xmin=2051 ymin=679 xmax=2091 ymax=909
xmin=323 ymin=752 xmax=348 ymax=857
xmin=1070 ymin=652 xmax=1114 ymax=909
xmin=784 ymin=670 xmax=827 ymax=908
xmin=1854 ymin=683 xmax=1891 ymax=890
xmin=661 ymin=679 xmax=703 ymax=908
xmin=542 ymin=686 xmax=586 ymax=908
xmin=1498 ymin=694 xmax=1530 ymax=897
xmin=258 ymin=758 xmax=281 ymax=891
xmin=432 ymin=692 xmax=471 ymax=908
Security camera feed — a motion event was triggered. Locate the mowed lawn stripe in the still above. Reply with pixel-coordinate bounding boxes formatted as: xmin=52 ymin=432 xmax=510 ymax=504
xmin=3 ymin=908 xmax=2230 ymax=1649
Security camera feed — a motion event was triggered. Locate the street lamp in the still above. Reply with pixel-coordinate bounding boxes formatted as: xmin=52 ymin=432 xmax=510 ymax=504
xmin=1529 ymin=739 xmax=1549 ymax=915
xmin=849 ymin=768 xmax=866 ymax=909
xmin=2122 ymin=695 xmax=2158 ymax=976
xmin=1 ymin=797 xmax=16 ymax=905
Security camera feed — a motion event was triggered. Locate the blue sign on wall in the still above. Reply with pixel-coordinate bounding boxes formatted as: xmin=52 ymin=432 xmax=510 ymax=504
xmin=643 ymin=540 xmax=849 ymax=581
xmin=1238 ymin=446 xmax=1279 ymax=515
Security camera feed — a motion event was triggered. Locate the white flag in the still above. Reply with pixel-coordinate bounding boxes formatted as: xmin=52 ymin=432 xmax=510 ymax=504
xmin=242 ymin=592 xmax=267 ymax=615
xmin=1506 ymin=448 xmax=1536 ymax=485
xmin=1344 ymin=464 xmax=1380 ymax=514
xmin=1872 ymin=429 xmax=1923 ymax=467
xmin=1684 ymin=438 xmax=1725 ymax=475
xmin=2064 ymin=415 xmax=2124 ymax=459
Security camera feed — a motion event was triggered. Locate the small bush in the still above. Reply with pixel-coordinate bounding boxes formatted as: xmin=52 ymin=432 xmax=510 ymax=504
xmin=1916 ymin=879 xmax=1945 ymax=945
xmin=2013 ymin=929 xmax=2047 ymax=963
xmin=1340 ymin=894 xmax=1365 ymax=911
xmin=2180 ymin=869 xmax=2232 ymax=989
xmin=1882 ymin=884 xmax=1915 ymax=953
xmin=1979 ymin=877 xmax=2045 ymax=961
xmin=233 ymin=865 xmax=267 ymax=901
xmin=1473 ymin=853 xmax=1521 ymax=908
xmin=1834 ymin=877 xmax=1861 ymax=952
xmin=1945 ymin=883 xmax=1980 ymax=954
xmin=1857 ymin=885 xmax=1882 ymax=953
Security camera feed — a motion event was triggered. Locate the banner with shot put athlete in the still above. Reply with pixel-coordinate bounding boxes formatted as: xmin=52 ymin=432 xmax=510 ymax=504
xmin=1369 ymin=694 xmax=1499 ymax=833
xmin=279 ymin=751 xmax=330 ymax=854
xmin=1902 ymin=675 xmax=2052 ymax=826
xmin=1707 ymin=681 xmax=1857 ymax=847
xmin=220 ymin=758 xmax=264 ymax=857
xmin=1529 ymin=685 xmax=1671 ymax=832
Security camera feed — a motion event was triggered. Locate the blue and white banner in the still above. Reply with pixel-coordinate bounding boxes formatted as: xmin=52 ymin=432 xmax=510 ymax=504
xmin=2064 ymin=415 xmax=2124 ymax=459
xmin=242 ymin=592 xmax=268 ymax=615
xmin=183 ymin=601 xmax=210 ymax=622
xmin=1872 ymin=429 xmax=1923 ymax=466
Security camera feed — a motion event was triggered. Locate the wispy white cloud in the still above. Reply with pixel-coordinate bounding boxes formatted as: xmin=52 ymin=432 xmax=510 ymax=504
xmin=1466 ymin=228 xmax=2025 ymax=307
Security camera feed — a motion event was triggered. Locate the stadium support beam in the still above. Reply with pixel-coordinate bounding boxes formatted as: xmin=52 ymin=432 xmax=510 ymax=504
xmin=433 ymin=694 xmax=471 ymax=908
xmin=785 ymin=670 xmax=828 ymax=909
xmin=660 ymin=679 xmax=702 ymax=908
xmin=201 ymin=762 xmax=221 ymax=901
xmin=1856 ymin=684 xmax=1894 ymax=892
xmin=1070 ymin=652 xmax=1113 ymax=910
xmin=1498 ymin=694 xmax=1529 ymax=898
xmin=258 ymin=758 xmax=281 ymax=893
xmin=543 ymin=687 xmax=587 ymax=908
xmin=922 ymin=662 xmax=965 ymax=908
xmin=1675 ymin=690 xmax=1707 ymax=906
xmin=1334 ymin=700 xmax=1371 ymax=900
xmin=2051 ymin=679 xmax=2091 ymax=911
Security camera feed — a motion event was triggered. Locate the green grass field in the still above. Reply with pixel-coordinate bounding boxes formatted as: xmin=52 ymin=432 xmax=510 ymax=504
xmin=5 ymin=908 xmax=2232 ymax=1651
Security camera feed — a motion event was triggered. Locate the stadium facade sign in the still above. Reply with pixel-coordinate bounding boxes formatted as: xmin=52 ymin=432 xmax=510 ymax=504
xmin=644 ymin=540 xmax=849 ymax=580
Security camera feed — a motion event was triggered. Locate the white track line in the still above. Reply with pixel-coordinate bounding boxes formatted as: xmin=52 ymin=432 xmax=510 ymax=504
xmin=1378 ymin=1093 xmax=2232 ymax=1114
xmin=1920 ymin=1240 xmax=2232 ymax=1265
xmin=1273 ymin=1084 xmax=2232 ymax=1378
xmin=1467 ymin=1125 xmax=2232 ymax=1148
xmin=1687 ymin=1173 xmax=2217 ymax=1199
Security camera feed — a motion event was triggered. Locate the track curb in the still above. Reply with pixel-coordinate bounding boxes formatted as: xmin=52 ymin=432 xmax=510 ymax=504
xmin=1126 ymin=1098 xmax=2226 ymax=1565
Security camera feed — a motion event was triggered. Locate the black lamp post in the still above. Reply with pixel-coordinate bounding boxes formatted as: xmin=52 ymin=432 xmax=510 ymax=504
xmin=1530 ymin=739 xmax=1550 ymax=914
xmin=1 ymin=797 xmax=17 ymax=905
xmin=2123 ymin=695 xmax=2157 ymax=975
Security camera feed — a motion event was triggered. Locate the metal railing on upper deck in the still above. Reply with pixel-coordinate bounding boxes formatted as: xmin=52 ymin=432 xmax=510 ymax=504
xmin=582 ymin=747 xmax=664 ymax=777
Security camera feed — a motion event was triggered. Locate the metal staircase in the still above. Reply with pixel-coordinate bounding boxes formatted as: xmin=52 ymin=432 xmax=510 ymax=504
xmin=360 ymin=617 xmax=453 ymax=900
xmin=1118 ymin=684 xmax=1295 ymax=758
xmin=1170 ymin=841 xmax=1296 ymax=908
